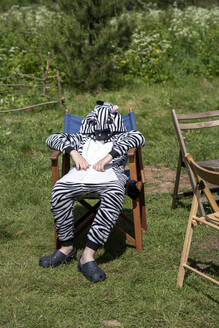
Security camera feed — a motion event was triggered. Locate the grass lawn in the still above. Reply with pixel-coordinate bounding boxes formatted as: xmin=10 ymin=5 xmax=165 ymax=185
xmin=0 ymin=76 xmax=218 ymax=328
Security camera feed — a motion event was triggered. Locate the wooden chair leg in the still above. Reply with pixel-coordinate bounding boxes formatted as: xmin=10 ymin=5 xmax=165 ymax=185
xmin=172 ymin=151 xmax=183 ymax=209
xmin=128 ymin=151 xmax=144 ymax=251
xmin=186 ymin=163 xmax=205 ymax=217
xmin=139 ymin=188 xmax=146 ymax=232
xmin=177 ymin=219 xmax=194 ymax=287
xmin=136 ymin=149 xmax=146 ymax=232
xmin=54 ymin=224 xmax=61 ymax=249
xmin=177 ymin=188 xmax=200 ymax=287
xmin=172 ymin=151 xmax=205 ymax=217
xmin=132 ymin=198 xmax=143 ymax=252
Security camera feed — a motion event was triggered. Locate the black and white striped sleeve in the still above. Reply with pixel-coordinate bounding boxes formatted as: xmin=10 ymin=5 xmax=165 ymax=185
xmin=46 ymin=132 xmax=82 ymax=154
xmin=111 ymin=131 xmax=145 ymax=157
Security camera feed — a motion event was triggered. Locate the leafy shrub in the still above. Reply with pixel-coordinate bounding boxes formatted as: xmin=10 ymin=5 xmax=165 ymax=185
xmin=116 ymin=30 xmax=172 ymax=82
xmin=0 ymin=5 xmax=58 ymax=77
xmin=118 ymin=6 xmax=219 ymax=82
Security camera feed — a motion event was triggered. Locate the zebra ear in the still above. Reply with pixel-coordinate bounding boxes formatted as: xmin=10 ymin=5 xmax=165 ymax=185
xmin=96 ymin=100 xmax=104 ymax=105
xmin=112 ymin=105 xmax=119 ymax=113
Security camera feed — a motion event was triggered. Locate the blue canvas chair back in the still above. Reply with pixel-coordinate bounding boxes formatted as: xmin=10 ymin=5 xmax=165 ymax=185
xmin=64 ymin=111 xmax=136 ymax=134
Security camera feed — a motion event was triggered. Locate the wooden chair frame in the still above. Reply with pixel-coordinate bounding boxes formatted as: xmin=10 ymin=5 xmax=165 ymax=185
xmin=50 ymin=109 xmax=146 ymax=252
xmin=177 ymin=154 xmax=219 ymax=287
xmin=171 ymin=109 xmax=219 ymax=216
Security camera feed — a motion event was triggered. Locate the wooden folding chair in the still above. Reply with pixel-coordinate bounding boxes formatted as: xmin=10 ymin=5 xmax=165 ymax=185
xmin=171 ymin=109 xmax=219 ymax=216
xmin=50 ymin=108 xmax=146 ymax=252
xmin=177 ymin=153 xmax=219 ymax=287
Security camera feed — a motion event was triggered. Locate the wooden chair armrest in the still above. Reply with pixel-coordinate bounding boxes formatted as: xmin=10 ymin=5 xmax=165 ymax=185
xmin=128 ymin=147 xmax=137 ymax=158
xmin=50 ymin=150 xmax=61 ymax=161
xmin=128 ymin=147 xmax=145 ymax=184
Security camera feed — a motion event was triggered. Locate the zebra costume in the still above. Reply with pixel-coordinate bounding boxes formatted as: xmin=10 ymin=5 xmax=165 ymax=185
xmin=47 ymin=101 xmax=145 ymax=251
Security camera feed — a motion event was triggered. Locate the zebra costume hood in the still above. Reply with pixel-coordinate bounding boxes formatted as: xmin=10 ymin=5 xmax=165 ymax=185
xmin=80 ymin=101 xmax=127 ymax=142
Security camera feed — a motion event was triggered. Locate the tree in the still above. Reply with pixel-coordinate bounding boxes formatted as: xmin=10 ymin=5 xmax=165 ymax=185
xmin=45 ymin=0 xmax=134 ymax=90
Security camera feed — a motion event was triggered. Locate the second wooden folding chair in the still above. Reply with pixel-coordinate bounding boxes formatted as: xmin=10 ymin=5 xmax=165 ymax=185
xmin=171 ymin=109 xmax=219 ymax=216
xmin=177 ymin=154 xmax=219 ymax=287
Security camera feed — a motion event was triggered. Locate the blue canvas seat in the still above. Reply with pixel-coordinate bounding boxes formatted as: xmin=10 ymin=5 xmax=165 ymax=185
xmin=50 ymin=108 xmax=146 ymax=252
xmin=64 ymin=110 xmax=137 ymax=134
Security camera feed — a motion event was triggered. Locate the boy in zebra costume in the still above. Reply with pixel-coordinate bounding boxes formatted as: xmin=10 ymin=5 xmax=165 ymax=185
xmin=39 ymin=101 xmax=145 ymax=282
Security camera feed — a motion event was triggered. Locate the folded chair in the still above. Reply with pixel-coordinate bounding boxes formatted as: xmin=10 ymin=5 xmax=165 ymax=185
xmin=171 ymin=109 xmax=219 ymax=216
xmin=177 ymin=153 xmax=219 ymax=287
xmin=50 ymin=108 xmax=146 ymax=252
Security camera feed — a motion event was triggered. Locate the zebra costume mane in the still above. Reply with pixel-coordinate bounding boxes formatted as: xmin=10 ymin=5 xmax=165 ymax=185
xmin=80 ymin=101 xmax=127 ymax=142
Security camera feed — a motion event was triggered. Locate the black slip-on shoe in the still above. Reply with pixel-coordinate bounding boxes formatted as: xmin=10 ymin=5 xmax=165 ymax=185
xmin=39 ymin=248 xmax=77 ymax=268
xmin=78 ymin=256 xmax=106 ymax=282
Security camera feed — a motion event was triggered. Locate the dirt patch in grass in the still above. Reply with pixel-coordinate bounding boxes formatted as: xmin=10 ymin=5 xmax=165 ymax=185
xmin=195 ymin=234 xmax=219 ymax=266
xmin=144 ymin=166 xmax=190 ymax=193
xmin=198 ymin=235 xmax=219 ymax=251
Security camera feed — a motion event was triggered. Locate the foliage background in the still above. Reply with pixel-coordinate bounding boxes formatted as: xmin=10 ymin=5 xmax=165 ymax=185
xmin=0 ymin=0 xmax=219 ymax=93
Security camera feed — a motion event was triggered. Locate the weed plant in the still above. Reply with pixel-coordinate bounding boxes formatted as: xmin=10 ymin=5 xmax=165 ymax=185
xmin=0 ymin=76 xmax=218 ymax=328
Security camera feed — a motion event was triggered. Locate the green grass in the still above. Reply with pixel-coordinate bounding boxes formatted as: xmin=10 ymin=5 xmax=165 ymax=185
xmin=0 ymin=76 xmax=219 ymax=328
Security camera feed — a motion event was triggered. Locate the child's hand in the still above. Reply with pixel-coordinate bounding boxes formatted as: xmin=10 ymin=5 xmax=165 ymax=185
xmin=70 ymin=150 xmax=90 ymax=170
xmin=93 ymin=154 xmax=112 ymax=172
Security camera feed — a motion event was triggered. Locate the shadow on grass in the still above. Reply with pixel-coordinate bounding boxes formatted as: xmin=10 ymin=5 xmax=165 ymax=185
xmin=173 ymin=200 xmax=191 ymax=211
xmin=184 ymin=258 xmax=219 ymax=304
xmin=185 ymin=269 xmax=219 ymax=305
xmin=187 ymin=258 xmax=219 ymax=278
xmin=73 ymin=205 xmax=135 ymax=265
xmin=173 ymin=196 xmax=217 ymax=214
xmin=187 ymin=283 xmax=219 ymax=304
